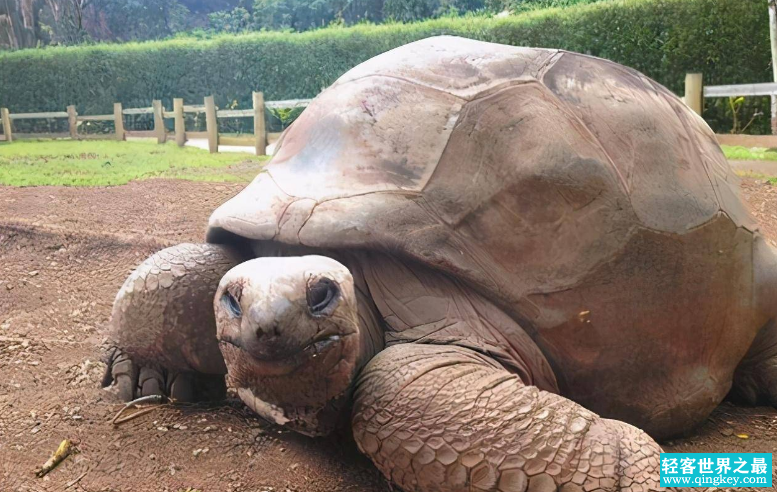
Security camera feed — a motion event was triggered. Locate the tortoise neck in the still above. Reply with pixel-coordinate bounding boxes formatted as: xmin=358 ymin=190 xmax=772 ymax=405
xmin=342 ymin=255 xmax=386 ymax=372
xmin=755 ymin=235 xmax=777 ymax=320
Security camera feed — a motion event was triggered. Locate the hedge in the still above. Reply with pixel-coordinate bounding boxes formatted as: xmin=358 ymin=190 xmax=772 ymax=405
xmin=0 ymin=0 xmax=770 ymax=134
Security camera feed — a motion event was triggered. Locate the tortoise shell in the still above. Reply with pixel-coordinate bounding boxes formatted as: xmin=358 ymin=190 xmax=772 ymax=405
xmin=208 ymin=36 xmax=760 ymax=436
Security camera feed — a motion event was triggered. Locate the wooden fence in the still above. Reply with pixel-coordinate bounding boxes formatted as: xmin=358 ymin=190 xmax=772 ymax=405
xmin=4 ymin=79 xmax=776 ymax=152
xmin=0 ymin=93 xmax=312 ymax=155
xmin=683 ymin=73 xmax=777 ymax=147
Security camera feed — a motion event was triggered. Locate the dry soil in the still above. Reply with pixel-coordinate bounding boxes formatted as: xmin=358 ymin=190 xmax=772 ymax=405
xmin=1 ymin=176 xmax=777 ymax=491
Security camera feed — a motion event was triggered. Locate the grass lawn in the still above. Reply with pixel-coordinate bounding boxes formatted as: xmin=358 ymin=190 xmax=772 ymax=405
xmin=721 ymin=145 xmax=777 ymax=162
xmin=0 ymin=139 xmax=268 ymax=186
xmin=0 ymin=140 xmax=771 ymax=187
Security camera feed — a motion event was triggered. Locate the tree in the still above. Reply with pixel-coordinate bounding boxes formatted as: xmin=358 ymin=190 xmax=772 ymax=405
xmin=383 ymin=0 xmax=438 ymax=21
xmin=209 ymin=6 xmax=252 ymax=32
xmin=44 ymin=0 xmax=98 ymax=44
xmin=100 ymin=0 xmax=191 ymax=41
xmin=251 ymin=0 xmax=341 ymax=30
xmin=769 ymin=0 xmax=777 ymax=133
xmin=210 ymin=0 xmax=485 ymax=32
xmin=0 ymin=0 xmax=192 ymax=49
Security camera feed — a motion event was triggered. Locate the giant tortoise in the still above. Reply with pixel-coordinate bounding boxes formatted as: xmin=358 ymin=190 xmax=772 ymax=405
xmin=104 ymin=36 xmax=777 ymax=491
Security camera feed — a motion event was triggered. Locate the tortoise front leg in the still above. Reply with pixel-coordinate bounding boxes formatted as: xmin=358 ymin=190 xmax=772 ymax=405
xmin=353 ymin=344 xmax=666 ymax=492
xmin=104 ymin=243 xmax=245 ymax=401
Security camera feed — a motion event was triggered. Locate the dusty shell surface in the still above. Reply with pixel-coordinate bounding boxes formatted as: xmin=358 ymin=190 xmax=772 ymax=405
xmin=208 ymin=36 xmax=759 ymax=436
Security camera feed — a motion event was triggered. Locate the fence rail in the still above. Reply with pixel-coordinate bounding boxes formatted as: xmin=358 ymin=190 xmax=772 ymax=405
xmin=78 ymin=114 xmax=113 ymax=122
xmin=0 ymin=92 xmax=312 ymax=154
xmin=9 ymin=111 xmax=68 ymax=119
xmin=265 ymin=98 xmax=312 ymax=110
xmin=10 ymin=80 xmax=772 ymax=151
xmin=123 ymin=108 xmax=154 ymax=115
xmin=703 ymin=83 xmax=777 ymax=98
xmin=216 ymin=109 xmax=254 ymax=118
xmin=683 ymin=73 xmax=777 ymax=141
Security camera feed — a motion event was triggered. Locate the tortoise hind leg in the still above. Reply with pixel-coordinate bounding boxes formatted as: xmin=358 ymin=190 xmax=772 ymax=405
xmin=104 ymin=243 xmax=245 ymax=402
xmin=733 ymin=238 xmax=777 ymax=406
xmin=731 ymin=320 xmax=777 ymax=407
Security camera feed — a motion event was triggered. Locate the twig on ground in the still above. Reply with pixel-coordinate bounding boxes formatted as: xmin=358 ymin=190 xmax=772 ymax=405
xmin=36 ymin=439 xmax=74 ymax=478
xmin=112 ymin=406 xmax=159 ymax=425
xmin=111 ymin=394 xmax=167 ymax=426
xmin=65 ymin=468 xmax=89 ymax=488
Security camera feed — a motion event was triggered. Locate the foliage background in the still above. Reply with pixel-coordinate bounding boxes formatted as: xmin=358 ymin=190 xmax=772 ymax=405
xmin=0 ymin=0 xmax=608 ymax=47
xmin=0 ymin=0 xmax=770 ymax=134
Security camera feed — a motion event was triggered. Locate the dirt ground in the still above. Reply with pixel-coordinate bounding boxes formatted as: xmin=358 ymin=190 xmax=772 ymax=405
xmin=1 ymin=174 xmax=777 ymax=491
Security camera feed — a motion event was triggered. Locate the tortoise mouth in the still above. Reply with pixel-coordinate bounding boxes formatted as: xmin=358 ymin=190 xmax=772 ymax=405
xmin=218 ymin=332 xmax=350 ymax=374
xmin=236 ymin=386 xmax=350 ymax=437
xmin=219 ymin=329 xmax=358 ymax=429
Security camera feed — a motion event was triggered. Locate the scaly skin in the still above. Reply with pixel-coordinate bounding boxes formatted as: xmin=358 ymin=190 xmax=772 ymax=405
xmin=106 ymin=243 xmax=245 ymax=401
xmin=732 ymin=320 xmax=777 ymax=407
xmin=353 ymin=344 xmax=670 ymax=492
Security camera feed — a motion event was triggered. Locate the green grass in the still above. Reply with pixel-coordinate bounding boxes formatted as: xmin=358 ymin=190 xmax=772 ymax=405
xmin=2 ymin=140 xmax=768 ymax=188
xmin=721 ymin=145 xmax=777 ymax=163
xmin=0 ymin=140 xmax=268 ymax=186
xmin=731 ymin=168 xmax=777 ymax=185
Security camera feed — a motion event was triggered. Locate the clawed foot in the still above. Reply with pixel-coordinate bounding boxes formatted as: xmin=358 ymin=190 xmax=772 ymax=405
xmin=103 ymin=347 xmax=226 ymax=402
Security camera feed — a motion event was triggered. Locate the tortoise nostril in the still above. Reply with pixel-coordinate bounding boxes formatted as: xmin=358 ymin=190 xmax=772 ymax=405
xmin=255 ymin=322 xmax=280 ymax=339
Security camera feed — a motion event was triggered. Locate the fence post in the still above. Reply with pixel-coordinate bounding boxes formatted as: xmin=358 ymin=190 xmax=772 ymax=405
xmin=204 ymin=95 xmax=218 ymax=153
xmin=771 ymin=92 xmax=777 ymax=136
xmin=253 ymin=92 xmax=266 ymax=156
xmin=1 ymin=108 xmax=12 ymax=143
xmin=114 ymin=102 xmax=125 ymax=141
xmin=174 ymin=98 xmax=185 ymax=147
xmin=67 ymin=105 xmax=78 ymax=139
xmin=684 ymin=73 xmax=703 ymax=116
xmin=152 ymin=100 xmax=166 ymax=144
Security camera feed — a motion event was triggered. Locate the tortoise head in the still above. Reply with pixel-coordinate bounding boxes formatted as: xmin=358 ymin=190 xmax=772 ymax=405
xmin=214 ymin=256 xmax=365 ymax=436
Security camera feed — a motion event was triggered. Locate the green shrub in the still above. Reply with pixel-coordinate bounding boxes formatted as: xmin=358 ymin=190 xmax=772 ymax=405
xmin=486 ymin=0 xmax=608 ymax=13
xmin=0 ymin=0 xmax=770 ymax=133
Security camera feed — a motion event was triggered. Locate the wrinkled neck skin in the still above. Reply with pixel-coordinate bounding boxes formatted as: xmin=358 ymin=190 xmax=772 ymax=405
xmin=755 ymin=236 xmax=777 ymax=320
xmin=347 ymin=257 xmax=387 ymax=371
xmin=228 ymin=243 xmax=385 ymax=437
xmin=230 ymin=241 xmax=555 ymax=437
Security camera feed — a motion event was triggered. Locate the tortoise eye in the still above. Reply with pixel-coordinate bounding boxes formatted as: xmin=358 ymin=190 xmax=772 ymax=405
xmin=307 ymin=277 xmax=340 ymax=317
xmin=222 ymin=291 xmax=242 ymax=318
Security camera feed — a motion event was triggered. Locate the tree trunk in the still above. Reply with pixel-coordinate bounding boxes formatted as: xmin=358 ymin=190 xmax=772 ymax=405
xmin=769 ymin=0 xmax=777 ymax=134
